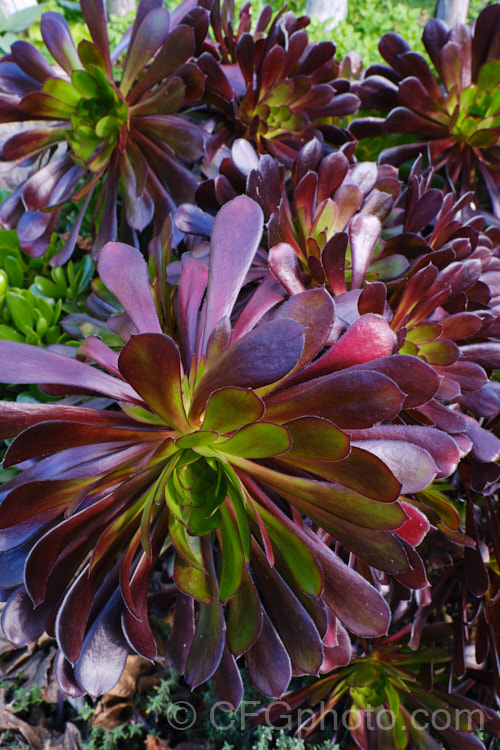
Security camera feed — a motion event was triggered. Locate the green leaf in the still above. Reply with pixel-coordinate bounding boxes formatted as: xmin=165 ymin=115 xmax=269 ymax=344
xmin=202 ymin=387 xmax=265 ymax=434
xmin=175 ymin=431 xmax=218 ymax=450
xmin=6 ymin=291 xmax=33 ymax=333
xmin=226 ymin=569 xmax=262 ymax=656
xmin=477 ymin=60 xmax=500 ymax=93
xmin=216 ymin=422 xmax=291 ymax=458
xmin=168 ymin=513 xmax=206 ymax=572
xmin=254 ymin=503 xmax=323 ymax=597
xmin=173 ymin=553 xmax=212 ymax=604
xmin=218 ymin=503 xmax=245 ymax=602
xmin=0 ymin=324 xmax=24 ymax=342
xmin=4 ymin=256 xmax=24 ymax=288
xmin=43 ymin=77 xmax=81 ymax=106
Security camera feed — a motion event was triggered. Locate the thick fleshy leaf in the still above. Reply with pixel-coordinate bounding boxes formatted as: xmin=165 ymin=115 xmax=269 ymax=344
xmin=307 ymin=531 xmax=391 ymax=636
xmin=11 ymin=40 xmax=56 ymax=83
xmin=98 ymin=242 xmax=161 ymax=334
xmin=201 ymin=195 xmax=264 ymax=351
xmin=202 ymin=388 xmax=264 ymax=434
xmin=302 ymin=314 xmax=396 ymax=378
xmin=245 ymin=610 xmax=291 ymax=697
xmin=0 ymin=341 xmax=139 ymax=402
xmin=253 ymin=543 xmax=323 ymax=674
xmin=397 ymin=501 xmax=430 ymax=546
xmin=349 ymin=425 xmax=461 ymax=479
xmin=40 ymin=12 xmax=81 ymax=75
xmin=184 ymin=599 xmax=225 ymax=688
xmin=80 ymin=0 xmax=111 ymax=70
xmin=217 ymin=422 xmax=291 ymax=458
xmin=354 ymin=354 xmax=439 ymax=408
xmin=351 ymin=440 xmax=438 ymax=494
xmin=133 ymin=115 xmax=204 ymax=161
xmin=2 ymin=126 xmax=68 ymax=161
xmin=214 ymin=646 xmax=244 ymax=710
xmin=164 ymin=593 xmax=195 ymax=674
xmin=284 ymin=416 xmax=349 ymax=462
xmin=265 ymin=370 xmax=404 ymax=428
xmin=349 ymin=214 xmax=382 ymax=289
xmin=74 ymin=590 xmax=129 ymax=698
xmin=119 ymin=8 xmax=171 ymax=96
xmin=1 ymin=586 xmax=52 ymax=647
xmin=0 ymin=400 xmax=136 ymax=441
xmin=226 ymin=569 xmax=262 ymax=656
xmin=118 ymin=333 xmax=190 ymax=431
xmin=190 ymin=318 xmax=305 ymax=423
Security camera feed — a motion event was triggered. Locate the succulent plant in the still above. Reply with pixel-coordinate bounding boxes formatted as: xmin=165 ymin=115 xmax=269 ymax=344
xmin=0 ymin=195 xmax=455 ymax=701
xmin=196 ymin=1 xmax=359 ymax=165
xmin=0 ymin=0 xmax=206 ymax=264
xmin=350 ymin=4 xmax=500 ymax=218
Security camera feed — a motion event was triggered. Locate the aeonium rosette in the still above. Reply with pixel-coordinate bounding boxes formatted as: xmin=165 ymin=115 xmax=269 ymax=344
xmin=0 ymin=0 xmax=206 ymax=264
xmin=0 ymin=196 xmax=456 ymax=702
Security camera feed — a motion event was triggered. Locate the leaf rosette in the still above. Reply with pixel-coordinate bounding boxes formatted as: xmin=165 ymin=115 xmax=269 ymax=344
xmin=0 ymin=0 xmax=206 ymax=263
xmin=0 ymin=196 xmax=455 ymax=700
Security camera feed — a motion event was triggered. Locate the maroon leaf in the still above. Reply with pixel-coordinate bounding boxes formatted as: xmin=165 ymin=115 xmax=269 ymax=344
xmin=40 ymin=12 xmax=81 ymax=75
xmin=245 ymin=610 xmax=291 ymax=697
xmin=118 ymin=333 xmax=190 ymax=431
xmin=184 ymin=599 xmax=225 ymax=688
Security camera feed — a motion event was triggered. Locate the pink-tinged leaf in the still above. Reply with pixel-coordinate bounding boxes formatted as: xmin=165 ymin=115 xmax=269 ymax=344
xmin=396 ymin=501 xmax=430 ymax=546
xmin=226 ymin=569 xmax=262 ymax=656
xmin=201 ymin=196 xmax=264 ymax=352
xmin=284 ymin=416 xmax=349 ymax=462
xmin=190 ymin=318 xmax=305 ymax=423
xmin=74 ymin=590 xmax=130 ymax=698
xmin=0 ymin=341 xmax=139 ymax=402
xmin=214 ymin=646 xmax=244 ymax=710
xmin=184 ymin=599 xmax=225 ymax=688
xmin=98 ymin=242 xmax=161 ymax=334
xmin=178 ymin=256 xmax=208 ymax=367
xmin=351 ymin=439 xmax=438 ymax=494
xmin=307 ymin=531 xmax=391 ymax=637
xmin=268 ymin=242 xmax=306 ymax=295
xmin=118 ymin=333 xmax=190 ymax=431
xmin=321 ymin=622 xmax=351 ymax=672
xmin=231 ymin=272 xmax=285 ymax=343
xmin=203 ymin=388 xmax=264 ymax=434
xmin=417 ymin=400 xmax=467 ymax=433
xmin=349 ymin=425 xmax=461 ymax=480
xmin=349 ymin=214 xmax=382 ymax=288
xmin=245 ymin=610 xmax=291 ymax=697
xmin=80 ymin=0 xmax=111 ymax=71
xmin=393 ymin=539 xmax=428 ymax=589
xmin=300 ymin=314 xmax=396 ymax=379
xmin=0 ymin=401 xmax=137 ymax=441
xmin=265 ymin=370 xmax=404 ymax=428
xmin=40 ymin=12 xmax=81 ymax=75
xmin=354 ymin=354 xmax=439 ymax=408
xmin=165 ymin=593 xmax=195 ymax=674
xmin=119 ymin=8 xmax=171 ymax=96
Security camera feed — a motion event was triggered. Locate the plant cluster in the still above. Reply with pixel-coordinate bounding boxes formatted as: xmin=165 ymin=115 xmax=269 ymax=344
xmin=0 ymin=2 xmax=499 ymax=750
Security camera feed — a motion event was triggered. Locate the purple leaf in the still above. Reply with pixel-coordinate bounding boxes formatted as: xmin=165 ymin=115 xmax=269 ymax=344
xmin=165 ymin=593 xmax=195 ymax=673
xmin=80 ymin=0 xmax=111 ymax=70
xmin=351 ymin=439 xmax=438 ymax=493
xmin=308 ymin=531 xmax=391 ymax=637
xmin=1 ymin=586 xmax=52 ymax=647
xmin=40 ymin=12 xmax=81 ymax=75
xmin=184 ymin=599 xmax=225 ymax=688
xmin=201 ymin=196 xmax=264 ymax=352
xmin=178 ymin=256 xmax=208 ymax=367
xmin=354 ymin=354 xmax=439 ymax=408
xmin=11 ymin=40 xmax=56 ymax=83
xmin=74 ymin=590 xmax=130 ymax=698
xmin=214 ymin=646 xmax=244 ymax=710
xmin=245 ymin=610 xmax=291 ymax=697
xmin=120 ymin=8 xmax=171 ymax=97
xmin=268 ymin=242 xmax=306 ymax=295
xmin=0 ymin=341 xmax=139 ymax=402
